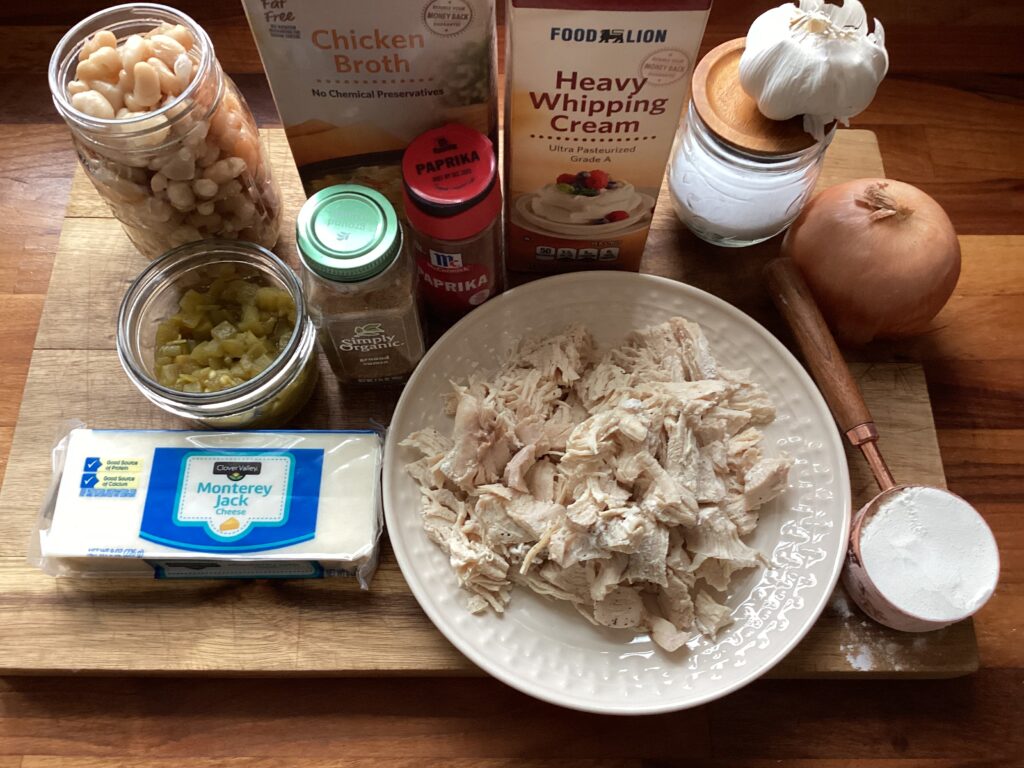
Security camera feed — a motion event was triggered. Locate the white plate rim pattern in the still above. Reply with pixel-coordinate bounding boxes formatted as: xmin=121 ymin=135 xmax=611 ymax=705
xmin=383 ymin=271 xmax=851 ymax=714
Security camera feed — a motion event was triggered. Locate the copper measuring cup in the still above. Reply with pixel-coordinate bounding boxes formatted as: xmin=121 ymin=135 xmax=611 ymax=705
xmin=764 ymin=258 xmax=998 ymax=631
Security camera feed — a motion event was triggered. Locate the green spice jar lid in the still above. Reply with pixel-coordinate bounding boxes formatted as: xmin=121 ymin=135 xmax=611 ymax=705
xmin=296 ymin=184 xmax=402 ymax=282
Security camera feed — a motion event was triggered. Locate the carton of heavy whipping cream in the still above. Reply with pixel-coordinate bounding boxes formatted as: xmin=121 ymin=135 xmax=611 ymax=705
xmin=241 ymin=0 xmax=498 ymax=202
xmin=504 ymin=0 xmax=711 ymax=272
xmin=31 ymin=429 xmax=382 ymax=583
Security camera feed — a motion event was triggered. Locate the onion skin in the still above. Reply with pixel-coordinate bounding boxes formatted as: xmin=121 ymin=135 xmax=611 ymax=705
xmin=781 ymin=178 xmax=961 ymax=345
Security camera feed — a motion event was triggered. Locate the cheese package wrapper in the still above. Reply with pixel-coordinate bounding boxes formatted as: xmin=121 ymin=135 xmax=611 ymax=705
xmin=504 ymin=0 xmax=711 ymax=272
xmin=241 ymin=0 xmax=498 ymax=203
xmin=30 ymin=428 xmax=383 ymax=584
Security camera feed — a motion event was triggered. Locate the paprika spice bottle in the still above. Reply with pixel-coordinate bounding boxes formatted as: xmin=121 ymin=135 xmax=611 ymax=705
xmin=402 ymin=123 xmax=503 ymax=322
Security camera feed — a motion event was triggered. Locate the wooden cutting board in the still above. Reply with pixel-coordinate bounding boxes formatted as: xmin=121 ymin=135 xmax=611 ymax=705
xmin=0 ymin=129 xmax=977 ymax=677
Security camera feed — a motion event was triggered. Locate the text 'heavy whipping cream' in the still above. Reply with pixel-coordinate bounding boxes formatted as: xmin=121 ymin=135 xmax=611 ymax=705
xmin=504 ymin=0 xmax=711 ymax=272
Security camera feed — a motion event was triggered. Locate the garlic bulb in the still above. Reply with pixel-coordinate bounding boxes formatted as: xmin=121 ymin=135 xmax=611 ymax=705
xmin=739 ymin=0 xmax=888 ymax=141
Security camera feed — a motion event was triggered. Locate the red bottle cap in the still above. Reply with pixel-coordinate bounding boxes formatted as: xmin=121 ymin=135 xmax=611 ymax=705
xmin=402 ymin=123 xmax=501 ymax=241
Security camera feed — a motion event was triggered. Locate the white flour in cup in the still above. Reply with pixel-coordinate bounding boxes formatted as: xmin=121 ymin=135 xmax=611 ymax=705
xmin=859 ymin=486 xmax=999 ymax=622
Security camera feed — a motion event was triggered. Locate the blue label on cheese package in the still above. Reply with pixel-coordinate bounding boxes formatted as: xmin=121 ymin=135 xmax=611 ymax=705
xmin=139 ymin=448 xmax=325 ymax=553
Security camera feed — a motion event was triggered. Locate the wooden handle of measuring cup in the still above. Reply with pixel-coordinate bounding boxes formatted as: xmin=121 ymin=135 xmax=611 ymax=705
xmin=764 ymin=258 xmax=875 ymax=440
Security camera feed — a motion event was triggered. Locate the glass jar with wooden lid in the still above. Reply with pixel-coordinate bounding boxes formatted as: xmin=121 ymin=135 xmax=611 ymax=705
xmin=668 ymin=38 xmax=835 ymax=248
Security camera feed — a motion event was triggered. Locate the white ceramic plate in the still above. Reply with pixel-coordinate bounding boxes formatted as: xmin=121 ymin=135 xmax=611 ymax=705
xmin=383 ymin=272 xmax=850 ymax=714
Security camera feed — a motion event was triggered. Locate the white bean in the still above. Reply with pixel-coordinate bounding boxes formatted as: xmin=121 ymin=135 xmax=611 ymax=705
xmin=160 ymin=154 xmax=195 ymax=181
xmin=71 ymin=90 xmax=115 ymax=119
xmin=149 ymin=34 xmax=186 ymax=68
xmin=148 ymin=22 xmax=174 ymax=37
xmin=150 ymin=173 xmax=169 ymax=193
xmin=87 ymin=46 xmax=122 ymax=82
xmin=167 ymin=181 xmax=195 ymax=210
xmin=192 ymin=178 xmax=218 ymax=198
xmin=142 ymin=197 xmax=173 ymax=223
xmin=164 ymin=24 xmax=195 ymax=51
xmin=198 ymin=142 xmax=220 ymax=168
xmin=132 ymin=61 xmax=161 ymax=108
xmin=196 ymin=200 xmax=216 ymax=216
xmin=87 ymin=79 xmax=124 ymax=112
xmin=123 ymin=92 xmax=143 ymax=112
xmin=79 ymin=30 xmax=116 ymax=61
xmin=120 ymin=35 xmax=152 ymax=80
xmin=203 ymin=159 xmax=234 ymax=185
xmin=147 ymin=56 xmax=183 ymax=97
xmin=173 ymin=53 xmax=193 ymax=92
xmin=233 ymin=198 xmax=256 ymax=225
xmin=215 ymin=110 xmax=243 ymax=153
xmin=183 ymin=119 xmax=211 ymax=149
xmin=137 ymin=114 xmax=171 ymax=147
xmin=75 ymin=59 xmax=104 ymax=84
xmin=225 ymin=156 xmax=248 ymax=178
xmin=67 ymin=79 xmax=89 ymax=95
xmin=169 ymin=225 xmax=202 ymax=246
xmin=203 ymin=156 xmax=248 ymax=185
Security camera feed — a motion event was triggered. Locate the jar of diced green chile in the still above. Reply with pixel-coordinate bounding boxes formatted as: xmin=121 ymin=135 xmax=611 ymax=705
xmin=402 ymin=123 xmax=503 ymax=321
xmin=297 ymin=184 xmax=426 ymax=385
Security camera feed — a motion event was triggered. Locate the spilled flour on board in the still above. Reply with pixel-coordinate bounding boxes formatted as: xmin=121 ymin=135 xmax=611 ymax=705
xmin=830 ymin=587 xmax=934 ymax=672
xmin=843 ymin=643 xmax=876 ymax=671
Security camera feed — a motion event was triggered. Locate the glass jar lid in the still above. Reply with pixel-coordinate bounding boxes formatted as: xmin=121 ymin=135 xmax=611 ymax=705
xmin=691 ymin=37 xmax=819 ymax=156
xmin=296 ymin=184 xmax=402 ymax=283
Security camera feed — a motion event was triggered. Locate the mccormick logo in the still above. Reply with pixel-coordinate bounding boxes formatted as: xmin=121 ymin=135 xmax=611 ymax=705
xmin=213 ymin=461 xmax=262 ymax=481
xmin=550 ymin=27 xmax=668 ymax=44
xmin=429 ymin=250 xmax=464 ymax=269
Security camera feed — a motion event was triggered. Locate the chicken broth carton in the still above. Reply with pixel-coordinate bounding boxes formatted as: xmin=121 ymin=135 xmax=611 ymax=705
xmin=242 ymin=0 xmax=498 ymax=203
xmin=504 ymin=0 xmax=711 ymax=271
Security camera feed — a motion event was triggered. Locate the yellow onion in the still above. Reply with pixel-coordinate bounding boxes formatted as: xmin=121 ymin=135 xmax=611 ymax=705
xmin=781 ymin=178 xmax=960 ymax=344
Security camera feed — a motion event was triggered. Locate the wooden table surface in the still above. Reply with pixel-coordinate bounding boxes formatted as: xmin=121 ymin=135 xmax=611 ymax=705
xmin=0 ymin=1 xmax=1021 ymax=765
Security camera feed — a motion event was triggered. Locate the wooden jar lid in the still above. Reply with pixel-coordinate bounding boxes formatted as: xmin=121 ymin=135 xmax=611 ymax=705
xmin=691 ymin=37 xmax=817 ymax=155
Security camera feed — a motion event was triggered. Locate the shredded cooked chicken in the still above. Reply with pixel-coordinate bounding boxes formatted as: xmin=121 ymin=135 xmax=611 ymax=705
xmin=402 ymin=318 xmax=792 ymax=651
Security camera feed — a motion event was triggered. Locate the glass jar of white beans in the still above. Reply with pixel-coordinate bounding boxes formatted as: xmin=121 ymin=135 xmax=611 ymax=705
xmin=48 ymin=3 xmax=281 ymax=258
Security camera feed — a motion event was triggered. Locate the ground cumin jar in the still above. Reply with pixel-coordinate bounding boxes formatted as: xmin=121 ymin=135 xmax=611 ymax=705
xmin=402 ymin=123 xmax=503 ymax=321
xmin=297 ymin=184 xmax=426 ymax=385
